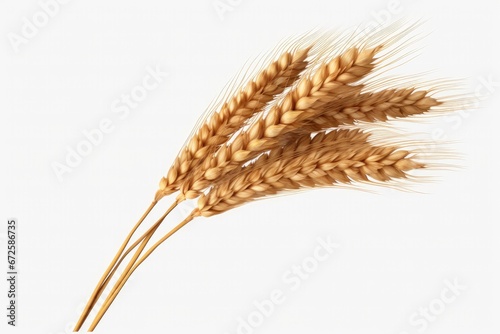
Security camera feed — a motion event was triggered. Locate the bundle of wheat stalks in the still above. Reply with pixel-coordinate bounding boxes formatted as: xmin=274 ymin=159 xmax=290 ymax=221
xmin=74 ymin=23 xmax=463 ymax=331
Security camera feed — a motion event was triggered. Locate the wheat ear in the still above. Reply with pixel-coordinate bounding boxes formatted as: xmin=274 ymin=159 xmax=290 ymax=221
xmin=179 ymin=46 xmax=383 ymax=199
xmin=300 ymin=88 xmax=442 ymax=131
xmin=156 ymin=47 xmax=311 ymax=201
xmin=197 ymin=129 xmax=422 ymax=216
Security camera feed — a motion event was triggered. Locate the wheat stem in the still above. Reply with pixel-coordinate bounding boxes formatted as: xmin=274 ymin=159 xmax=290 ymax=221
xmin=93 ymin=200 xmax=179 ymax=307
xmin=88 ymin=211 xmax=198 ymax=331
xmin=73 ymin=200 xmax=157 ymax=331
xmin=87 ymin=208 xmax=171 ymax=331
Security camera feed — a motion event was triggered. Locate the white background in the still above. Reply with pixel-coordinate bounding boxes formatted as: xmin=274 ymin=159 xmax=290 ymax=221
xmin=1 ymin=0 xmax=500 ymax=333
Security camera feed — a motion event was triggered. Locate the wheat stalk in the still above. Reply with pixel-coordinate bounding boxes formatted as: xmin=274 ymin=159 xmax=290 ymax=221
xmin=76 ymin=23 xmax=463 ymax=331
